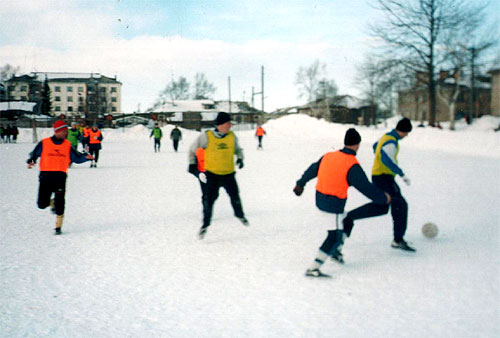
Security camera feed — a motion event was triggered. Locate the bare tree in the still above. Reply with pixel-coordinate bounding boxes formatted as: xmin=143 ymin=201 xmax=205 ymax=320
xmin=356 ymin=55 xmax=413 ymax=125
xmin=295 ymin=60 xmax=337 ymax=103
xmin=369 ymin=0 xmax=486 ymax=126
xmin=0 ymin=64 xmax=19 ymax=82
xmin=154 ymin=76 xmax=191 ymax=109
xmin=193 ymin=73 xmax=216 ymax=99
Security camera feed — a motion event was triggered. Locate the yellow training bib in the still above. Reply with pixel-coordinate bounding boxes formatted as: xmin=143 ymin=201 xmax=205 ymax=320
xmin=205 ymin=131 xmax=236 ymax=175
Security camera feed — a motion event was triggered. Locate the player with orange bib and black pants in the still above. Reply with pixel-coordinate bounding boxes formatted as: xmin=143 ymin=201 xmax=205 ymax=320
xmin=86 ymin=124 xmax=103 ymax=168
xmin=293 ymin=128 xmax=390 ymax=277
xmin=255 ymin=125 xmax=266 ymax=149
xmin=188 ymin=112 xmax=248 ymax=239
xmin=27 ymin=120 xmax=93 ymax=234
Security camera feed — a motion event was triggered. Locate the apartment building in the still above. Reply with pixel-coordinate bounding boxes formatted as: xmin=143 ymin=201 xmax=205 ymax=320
xmin=6 ymin=72 xmax=121 ymax=118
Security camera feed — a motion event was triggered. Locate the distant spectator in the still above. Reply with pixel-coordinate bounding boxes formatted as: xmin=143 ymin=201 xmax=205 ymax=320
xmin=11 ymin=124 xmax=19 ymax=143
xmin=170 ymin=126 xmax=182 ymax=152
xmin=150 ymin=123 xmax=163 ymax=152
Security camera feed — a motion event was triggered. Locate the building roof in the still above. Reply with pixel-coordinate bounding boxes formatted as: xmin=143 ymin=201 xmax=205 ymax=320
xmin=8 ymin=72 xmax=121 ymax=84
xmin=152 ymin=99 xmax=247 ymax=114
xmin=0 ymin=101 xmax=37 ymax=112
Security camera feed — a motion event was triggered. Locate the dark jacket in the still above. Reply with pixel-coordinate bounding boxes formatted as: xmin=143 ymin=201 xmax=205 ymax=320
xmin=296 ymin=148 xmax=387 ymax=213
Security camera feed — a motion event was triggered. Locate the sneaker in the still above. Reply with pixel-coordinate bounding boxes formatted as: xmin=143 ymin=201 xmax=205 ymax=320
xmin=391 ymin=239 xmax=416 ymax=252
xmin=237 ymin=217 xmax=249 ymax=226
xmin=54 ymin=228 xmax=62 ymax=235
xmin=331 ymin=249 xmax=345 ymax=264
xmin=199 ymin=227 xmax=207 ymax=239
xmin=305 ymin=268 xmax=331 ymax=278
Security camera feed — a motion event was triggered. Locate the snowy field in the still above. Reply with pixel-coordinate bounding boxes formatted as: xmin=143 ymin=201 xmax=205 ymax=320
xmin=1 ymin=114 xmax=499 ymax=338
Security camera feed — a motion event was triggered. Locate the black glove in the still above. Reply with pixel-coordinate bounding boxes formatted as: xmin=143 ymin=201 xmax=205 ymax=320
xmin=188 ymin=164 xmax=199 ymax=177
xmin=237 ymin=159 xmax=244 ymax=169
xmin=26 ymin=159 xmax=35 ymax=165
xmin=293 ymin=184 xmax=304 ymax=196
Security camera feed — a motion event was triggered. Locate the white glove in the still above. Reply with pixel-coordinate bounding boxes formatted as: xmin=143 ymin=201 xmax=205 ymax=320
xmin=199 ymin=172 xmax=207 ymax=184
xmin=402 ymin=175 xmax=411 ymax=186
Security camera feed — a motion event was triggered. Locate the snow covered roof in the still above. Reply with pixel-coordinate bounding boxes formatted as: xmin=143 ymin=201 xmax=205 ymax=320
xmin=152 ymin=100 xmax=216 ymax=113
xmin=152 ymin=100 xmax=246 ymax=114
xmin=0 ymin=101 xmax=36 ymax=112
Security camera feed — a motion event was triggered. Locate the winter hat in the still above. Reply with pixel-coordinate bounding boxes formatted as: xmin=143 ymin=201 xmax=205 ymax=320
xmin=344 ymin=128 xmax=361 ymax=146
xmin=396 ymin=118 xmax=412 ymax=133
xmin=215 ymin=112 xmax=232 ymax=125
xmin=53 ymin=120 xmax=69 ymax=132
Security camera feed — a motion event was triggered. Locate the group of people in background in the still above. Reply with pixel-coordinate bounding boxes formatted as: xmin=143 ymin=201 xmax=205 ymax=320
xmin=0 ymin=124 xmax=19 ymax=143
xmin=150 ymin=123 xmax=183 ymax=153
xmin=26 ymin=113 xmax=415 ymax=279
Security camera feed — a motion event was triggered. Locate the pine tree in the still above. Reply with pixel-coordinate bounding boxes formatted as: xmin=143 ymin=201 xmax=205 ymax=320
xmin=41 ymin=77 xmax=51 ymax=115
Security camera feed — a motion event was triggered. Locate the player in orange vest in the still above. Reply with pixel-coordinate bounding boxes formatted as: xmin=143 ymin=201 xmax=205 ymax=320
xmin=27 ymin=120 xmax=94 ymax=235
xmin=293 ymin=128 xmax=390 ymax=277
xmin=86 ymin=124 xmax=103 ymax=167
xmin=255 ymin=125 xmax=266 ymax=149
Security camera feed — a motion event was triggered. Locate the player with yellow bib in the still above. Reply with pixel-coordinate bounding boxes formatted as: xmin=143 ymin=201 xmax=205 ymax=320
xmin=189 ymin=112 xmax=248 ymax=239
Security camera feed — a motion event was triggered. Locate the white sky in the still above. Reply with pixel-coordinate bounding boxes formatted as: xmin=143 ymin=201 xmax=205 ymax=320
xmin=0 ymin=0 xmax=498 ymax=113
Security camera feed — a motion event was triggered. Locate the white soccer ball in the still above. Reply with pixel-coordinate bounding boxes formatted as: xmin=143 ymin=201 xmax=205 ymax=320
xmin=422 ymin=222 xmax=438 ymax=238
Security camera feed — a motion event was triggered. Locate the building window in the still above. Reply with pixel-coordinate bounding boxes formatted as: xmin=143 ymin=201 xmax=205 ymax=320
xmin=55 ymin=86 xmax=61 ymax=92
xmin=111 ymin=87 xmax=117 ymax=93
xmin=78 ymin=87 xmax=84 ymax=93
xmin=20 ymin=85 xmax=27 ymax=91
xmin=55 ymin=96 xmax=61 ymax=102
xmin=67 ymin=86 xmax=73 ymax=92
xmin=21 ymin=96 xmax=27 ymax=101
xmin=78 ymin=106 xmax=84 ymax=112
xmin=101 ymin=106 xmax=107 ymax=113
xmin=100 ymin=87 xmax=106 ymax=93
xmin=67 ymin=96 xmax=73 ymax=102
xmin=68 ymin=106 xmax=73 ymax=112
xmin=111 ymin=97 xmax=117 ymax=102
xmin=112 ymin=106 xmax=117 ymax=112
xmin=8 ymin=85 xmax=16 ymax=91
xmin=55 ymin=106 xmax=61 ymax=111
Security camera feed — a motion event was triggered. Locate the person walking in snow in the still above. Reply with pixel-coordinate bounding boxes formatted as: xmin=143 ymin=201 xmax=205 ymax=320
xmin=86 ymin=124 xmax=103 ymax=168
xmin=293 ymin=128 xmax=390 ymax=277
xmin=170 ymin=125 xmax=182 ymax=152
xmin=150 ymin=123 xmax=163 ymax=152
xmin=27 ymin=120 xmax=93 ymax=235
xmin=11 ymin=124 xmax=19 ymax=143
xmin=342 ymin=118 xmax=416 ymax=252
xmin=255 ymin=125 xmax=266 ymax=149
xmin=188 ymin=112 xmax=248 ymax=239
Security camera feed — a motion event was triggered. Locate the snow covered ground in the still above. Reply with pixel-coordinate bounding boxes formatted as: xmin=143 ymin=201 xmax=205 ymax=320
xmin=1 ymin=115 xmax=499 ymax=338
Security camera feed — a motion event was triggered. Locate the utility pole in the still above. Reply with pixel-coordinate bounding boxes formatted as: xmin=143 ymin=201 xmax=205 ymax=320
xmin=261 ymin=66 xmax=264 ymax=113
xmin=228 ymin=76 xmax=232 ymax=113
xmin=252 ymin=66 xmax=265 ymax=113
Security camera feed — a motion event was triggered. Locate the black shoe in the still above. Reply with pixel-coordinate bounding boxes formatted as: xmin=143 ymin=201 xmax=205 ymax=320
xmin=331 ymin=249 xmax=345 ymax=264
xmin=305 ymin=269 xmax=331 ymax=278
xmin=54 ymin=228 xmax=62 ymax=235
xmin=391 ymin=239 xmax=416 ymax=252
xmin=237 ymin=217 xmax=249 ymax=226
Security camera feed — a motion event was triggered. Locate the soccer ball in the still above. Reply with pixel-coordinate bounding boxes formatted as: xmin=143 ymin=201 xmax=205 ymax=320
xmin=422 ymin=222 xmax=438 ymax=238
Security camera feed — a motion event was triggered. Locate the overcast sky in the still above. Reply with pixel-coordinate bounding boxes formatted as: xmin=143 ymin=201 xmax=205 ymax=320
xmin=1 ymin=0 xmax=498 ymax=113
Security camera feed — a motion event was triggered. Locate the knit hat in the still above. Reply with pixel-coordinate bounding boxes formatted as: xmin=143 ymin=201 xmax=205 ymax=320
xmin=215 ymin=112 xmax=231 ymax=125
xmin=396 ymin=118 xmax=412 ymax=132
xmin=344 ymin=128 xmax=361 ymax=146
xmin=53 ymin=120 xmax=69 ymax=132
